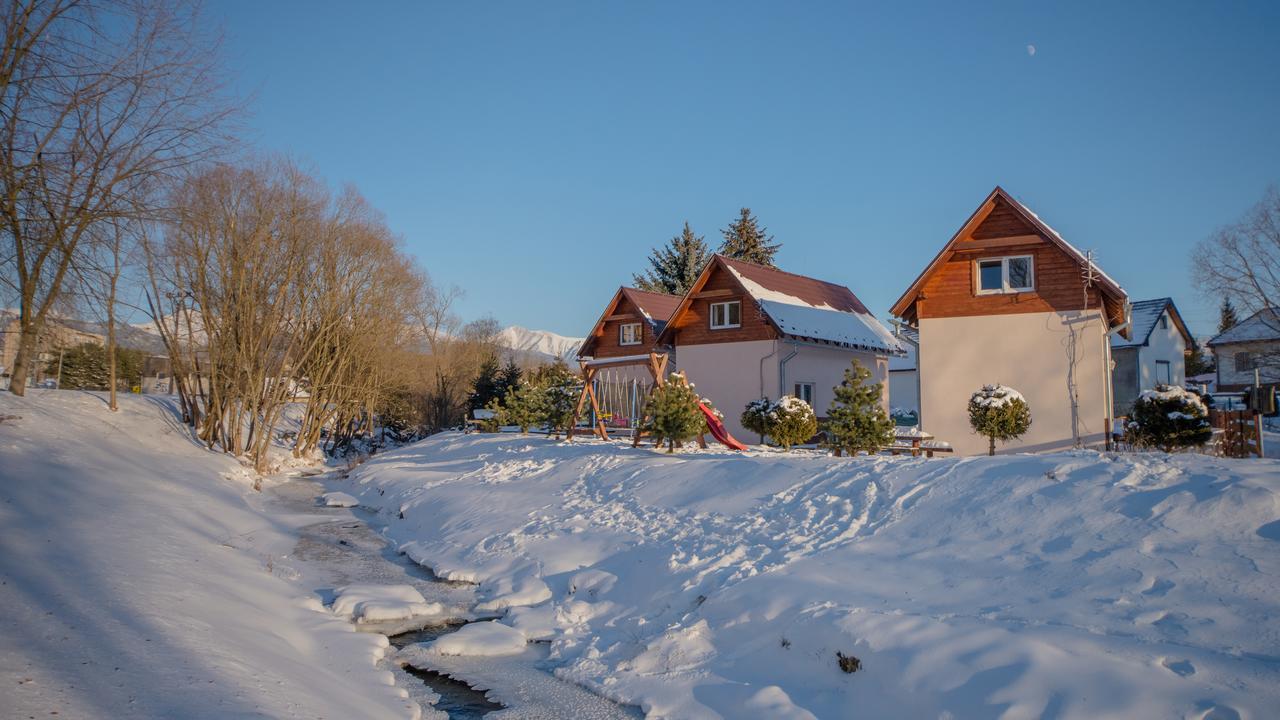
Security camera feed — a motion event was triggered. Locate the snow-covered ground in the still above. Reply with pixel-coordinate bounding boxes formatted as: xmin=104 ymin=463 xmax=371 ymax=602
xmin=346 ymin=433 xmax=1280 ymax=719
xmin=0 ymin=392 xmax=422 ymax=719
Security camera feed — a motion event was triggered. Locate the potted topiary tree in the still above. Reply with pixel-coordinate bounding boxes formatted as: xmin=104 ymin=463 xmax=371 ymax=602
xmin=968 ymin=384 xmax=1032 ymax=456
xmin=1126 ymin=384 xmax=1212 ymax=451
xmin=767 ymin=396 xmax=819 ymax=451
xmin=825 ymin=360 xmax=894 ymax=456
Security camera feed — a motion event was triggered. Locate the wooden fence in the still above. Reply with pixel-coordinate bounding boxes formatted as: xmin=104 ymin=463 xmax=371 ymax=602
xmin=1208 ymin=409 xmax=1265 ymax=458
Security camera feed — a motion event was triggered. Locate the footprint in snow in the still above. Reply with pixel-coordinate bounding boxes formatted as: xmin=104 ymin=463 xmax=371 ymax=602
xmin=1161 ymin=657 xmax=1196 ymax=676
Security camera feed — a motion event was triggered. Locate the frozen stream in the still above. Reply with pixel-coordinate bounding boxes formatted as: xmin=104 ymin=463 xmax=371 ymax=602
xmin=265 ymin=470 xmax=639 ymax=719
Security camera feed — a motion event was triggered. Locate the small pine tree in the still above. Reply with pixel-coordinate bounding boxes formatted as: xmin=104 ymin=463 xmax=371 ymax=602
xmin=46 ymin=342 xmax=144 ymax=390
xmin=1218 ymin=297 xmax=1240 ymax=335
xmin=634 ymin=222 xmax=711 ymax=296
xmin=968 ymin=385 xmax=1032 ymax=456
xmin=644 ymin=376 xmax=704 ymax=453
xmin=825 ymin=360 xmax=894 ymax=456
xmin=542 ymin=376 xmax=580 ymax=439
xmin=499 ymin=383 xmax=544 ymax=434
xmin=719 ymin=208 xmax=781 ymax=267
xmin=1184 ymin=336 xmax=1214 ymax=377
xmin=468 ymin=354 xmax=503 ymax=412
xmin=767 ymin=396 xmax=818 ymax=450
xmin=741 ymin=398 xmax=772 ymax=439
xmin=1127 ymin=385 xmax=1213 ymax=451
xmin=498 ymin=358 xmax=522 ymax=397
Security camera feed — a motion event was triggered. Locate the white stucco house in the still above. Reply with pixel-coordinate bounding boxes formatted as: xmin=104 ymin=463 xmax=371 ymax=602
xmin=1208 ymin=307 xmax=1280 ymax=391
xmin=890 ymin=187 xmax=1130 ymax=456
xmin=1109 ymin=297 xmax=1193 ymax=415
xmin=656 ymin=255 xmax=904 ymax=440
xmin=888 ymin=325 xmax=919 ymax=418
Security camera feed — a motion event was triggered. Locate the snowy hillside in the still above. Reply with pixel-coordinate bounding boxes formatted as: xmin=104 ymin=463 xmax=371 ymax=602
xmin=499 ymin=325 xmax=583 ymax=363
xmin=348 ymin=434 xmax=1280 ymax=719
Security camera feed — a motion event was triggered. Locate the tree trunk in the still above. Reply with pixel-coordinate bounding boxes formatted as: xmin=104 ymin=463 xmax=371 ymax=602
xmin=7 ymin=326 xmax=39 ymax=396
xmin=988 ymin=436 xmax=996 ymax=456
xmin=107 ymin=281 xmax=118 ymax=411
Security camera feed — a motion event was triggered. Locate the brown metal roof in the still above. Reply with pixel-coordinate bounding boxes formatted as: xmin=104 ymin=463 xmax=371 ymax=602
xmin=621 ymin=288 xmax=682 ymax=327
xmin=718 ymin=256 xmax=871 ymax=314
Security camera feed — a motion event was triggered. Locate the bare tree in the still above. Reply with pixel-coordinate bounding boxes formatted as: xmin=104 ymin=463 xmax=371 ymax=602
xmin=1 ymin=0 xmax=234 ymax=395
xmin=1193 ymin=186 xmax=1280 ymax=375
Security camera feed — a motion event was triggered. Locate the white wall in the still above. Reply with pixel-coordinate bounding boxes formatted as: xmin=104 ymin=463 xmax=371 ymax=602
xmin=677 ymin=339 xmax=888 ymax=440
xmin=919 ymin=310 xmax=1111 ymax=456
xmin=889 ymin=370 xmax=919 ymax=414
xmin=1214 ymin=341 xmax=1280 ymax=387
xmin=1137 ymin=309 xmax=1186 ymax=390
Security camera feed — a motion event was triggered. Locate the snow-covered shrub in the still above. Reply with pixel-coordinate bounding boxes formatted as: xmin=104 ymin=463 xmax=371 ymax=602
xmin=1127 ymin=384 xmax=1212 ymax=451
xmin=826 ymin=360 xmax=894 ymax=456
xmin=741 ymin=398 xmax=772 ymax=438
xmin=968 ymin=384 xmax=1032 ymax=456
xmin=643 ymin=379 xmax=703 ymax=453
xmin=767 ymin=395 xmax=818 ymax=451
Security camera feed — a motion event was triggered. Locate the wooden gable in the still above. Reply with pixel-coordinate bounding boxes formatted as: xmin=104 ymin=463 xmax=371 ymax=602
xmin=660 ymin=258 xmax=779 ymax=346
xmin=579 ymin=289 xmax=669 ymax=359
xmin=891 ymin=188 xmax=1128 ymax=330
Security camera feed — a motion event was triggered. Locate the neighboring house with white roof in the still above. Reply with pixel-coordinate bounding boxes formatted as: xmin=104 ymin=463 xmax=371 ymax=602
xmin=890 ymin=187 xmax=1130 ymax=456
xmin=1208 ymin=307 xmax=1280 ymax=391
xmin=655 ymin=255 xmax=904 ymax=439
xmin=1110 ymin=298 xmax=1193 ymax=415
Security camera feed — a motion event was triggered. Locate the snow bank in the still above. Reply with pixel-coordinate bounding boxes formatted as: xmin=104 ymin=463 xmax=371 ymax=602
xmin=322 ymin=490 xmax=360 ymax=507
xmin=351 ymin=432 xmax=1280 ymax=719
xmin=332 ymin=584 xmax=445 ymax=623
xmin=419 ymin=620 xmax=528 ymax=657
xmin=0 ymin=392 xmax=421 ymax=719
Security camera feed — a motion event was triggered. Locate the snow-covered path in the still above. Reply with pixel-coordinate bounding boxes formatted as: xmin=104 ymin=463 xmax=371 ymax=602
xmin=0 ymin=393 xmax=420 ymax=719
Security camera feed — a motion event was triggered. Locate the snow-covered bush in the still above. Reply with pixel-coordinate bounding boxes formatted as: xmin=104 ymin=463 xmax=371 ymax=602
xmin=826 ymin=360 xmax=894 ymax=456
xmin=643 ymin=378 xmax=704 ymax=453
xmin=767 ymin=395 xmax=818 ymax=451
xmin=968 ymin=385 xmax=1032 ymax=456
xmin=741 ymin=398 xmax=772 ymax=438
xmin=1127 ymin=384 xmax=1212 ymax=451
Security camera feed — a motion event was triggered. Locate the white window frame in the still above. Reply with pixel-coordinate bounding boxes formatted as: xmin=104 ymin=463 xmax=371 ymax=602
xmin=794 ymin=382 xmax=815 ymax=406
xmin=618 ymin=322 xmax=642 ymax=346
xmin=975 ymin=255 xmax=1035 ymax=295
xmin=709 ymin=301 xmax=741 ymax=330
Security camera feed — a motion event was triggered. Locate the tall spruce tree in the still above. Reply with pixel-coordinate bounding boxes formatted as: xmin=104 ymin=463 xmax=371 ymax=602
xmin=719 ymin=208 xmax=781 ymax=266
xmin=498 ymin=358 xmax=522 ymax=398
xmin=1218 ymin=297 xmax=1240 ymax=334
xmin=468 ymin=354 xmax=503 ymax=411
xmin=634 ymin=222 xmax=711 ymax=295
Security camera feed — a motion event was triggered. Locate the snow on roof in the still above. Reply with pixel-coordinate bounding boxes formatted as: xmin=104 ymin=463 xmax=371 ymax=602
xmin=1111 ymin=298 xmax=1172 ymax=348
xmin=718 ymin=258 xmax=903 ymax=355
xmin=1011 ymin=198 xmax=1125 ymax=295
xmin=621 ymin=288 xmax=682 ymax=331
xmin=1208 ymin=308 xmax=1280 ymax=345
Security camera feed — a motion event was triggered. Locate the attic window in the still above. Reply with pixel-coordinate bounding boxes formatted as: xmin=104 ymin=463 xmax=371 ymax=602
xmin=976 ymin=255 xmax=1034 ymax=295
xmin=1158 ymin=315 xmax=1168 ymax=330
xmin=709 ymin=301 xmax=741 ymax=329
xmin=619 ymin=323 xmax=642 ymax=346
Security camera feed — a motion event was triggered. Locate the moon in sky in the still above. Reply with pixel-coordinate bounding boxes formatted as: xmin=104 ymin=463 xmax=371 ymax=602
xmin=1027 ymin=44 xmax=1037 ymax=56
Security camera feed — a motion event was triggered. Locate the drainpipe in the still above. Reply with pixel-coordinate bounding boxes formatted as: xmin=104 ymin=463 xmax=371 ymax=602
xmin=1104 ymin=306 xmax=1133 ymax=451
xmin=778 ymin=340 xmax=800 ymax=399
xmin=758 ymin=341 xmax=780 ymax=400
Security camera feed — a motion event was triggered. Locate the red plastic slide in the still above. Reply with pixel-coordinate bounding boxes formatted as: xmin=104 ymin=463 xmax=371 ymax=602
xmin=699 ymin=402 xmax=749 ymax=451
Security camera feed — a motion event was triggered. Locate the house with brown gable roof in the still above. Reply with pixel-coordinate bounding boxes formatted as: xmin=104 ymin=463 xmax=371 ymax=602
xmin=655 ymin=255 xmax=904 ymax=440
xmin=890 ymin=187 xmax=1130 ymax=455
xmin=577 ymin=286 xmax=683 ymax=363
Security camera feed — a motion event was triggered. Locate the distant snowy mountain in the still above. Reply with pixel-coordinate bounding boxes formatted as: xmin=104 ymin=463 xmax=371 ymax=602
xmin=498 ymin=326 xmax=583 ymax=363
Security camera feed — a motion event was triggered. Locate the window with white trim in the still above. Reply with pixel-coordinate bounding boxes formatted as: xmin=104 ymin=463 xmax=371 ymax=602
xmin=975 ymin=255 xmax=1035 ymax=294
xmin=619 ymin=322 xmax=642 ymax=346
xmin=709 ymin=301 xmax=741 ymax=329
xmin=1155 ymin=360 xmax=1171 ymax=385
xmin=794 ymin=382 xmax=814 ymax=406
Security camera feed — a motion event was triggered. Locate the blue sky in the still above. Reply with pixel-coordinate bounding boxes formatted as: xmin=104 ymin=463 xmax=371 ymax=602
xmin=211 ymin=1 xmax=1279 ymax=339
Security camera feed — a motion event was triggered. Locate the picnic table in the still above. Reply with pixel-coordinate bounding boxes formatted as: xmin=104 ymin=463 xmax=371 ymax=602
xmin=889 ymin=427 xmax=953 ymax=458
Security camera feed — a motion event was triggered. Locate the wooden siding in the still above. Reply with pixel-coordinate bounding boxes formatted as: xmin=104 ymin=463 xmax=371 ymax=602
xmin=917 ymin=235 xmax=1103 ymax=320
xmin=668 ymin=265 xmax=778 ymax=345
xmin=969 ymin=197 xmax=1036 ymax=239
xmin=590 ymin=295 xmax=660 ymax=358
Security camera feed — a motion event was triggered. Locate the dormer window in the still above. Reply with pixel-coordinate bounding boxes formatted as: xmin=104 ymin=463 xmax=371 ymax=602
xmin=619 ymin=322 xmax=642 ymax=346
xmin=976 ymin=255 xmax=1034 ymax=295
xmin=709 ymin=301 xmax=741 ymax=329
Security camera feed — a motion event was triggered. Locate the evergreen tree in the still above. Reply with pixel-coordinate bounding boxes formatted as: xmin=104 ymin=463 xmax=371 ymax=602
xmin=968 ymin=385 xmax=1032 ymax=456
xmin=498 ymin=383 xmax=543 ymax=434
xmin=643 ymin=376 xmax=703 ymax=453
xmin=1185 ymin=336 xmax=1214 ymax=377
xmin=741 ymin=398 xmax=772 ymax=439
xmin=825 ymin=360 xmax=894 ymax=456
xmin=498 ymin=358 xmax=522 ymax=398
xmin=45 ymin=342 xmax=143 ymax=390
xmin=767 ymin=396 xmax=818 ymax=451
xmin=633 ymin=222 xmax=711 ymax=295
xmin=1127 ymin=385 xmax=1212 ymax=451
xmin=719 ymin=208 xmax=781 ymax=266
xmin=468 ymin=354 xmax=503 ymax=411
xmin=1218 ymin=297 xmax=1240 ymax=334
